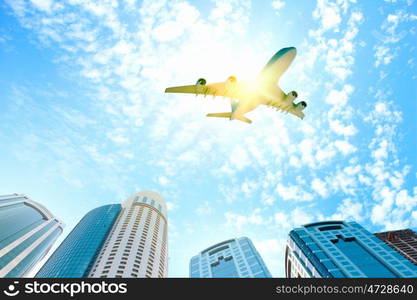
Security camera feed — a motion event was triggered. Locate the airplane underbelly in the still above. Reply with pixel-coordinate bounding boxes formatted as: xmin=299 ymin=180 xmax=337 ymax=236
xmin=232 ymin=99 xmax=258 ymax=116
xmin=257 ymin=87 xmax=284 ymax=105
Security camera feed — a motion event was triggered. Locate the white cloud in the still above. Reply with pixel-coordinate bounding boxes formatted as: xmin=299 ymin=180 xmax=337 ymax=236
xmin=229 ymin=146 xmax=251 ymax=170
xmin=311 ymin=178 xmax=328 ymax=197
xmin=273 ymin=207 xmax=320 ymax=231
xmin=261 ymin=192 xmax=276 ymax=206
xmin=331 ymin=198 xmax=364 ymax=222
xmin=371 ymin=139 xmax=389 ymax=160
xmin=241 ymin=180 xmax=258 ymax=197
xmin=313 ymin=0 xmax=342 ymax=32
xmin=298 ymin=139 xmax=315 ymax=167
xmin=327 ymin=168 xmax=359 ymax=195
xmin=106 ymin=128 xmax=129 ymax=145
xmin=288 ymin=155 xmax=302 ymax=168
xmin=395 ymin=188 xmax=417 ymax=211
xmin=329 ymin=119 xmax=357 ymax=136
xmin=274 ymin=211 xmax=290 ymax=230
xmin=152 ymin=2 xmax=200 ymax=41
xmin=225 ymin=208 xmax=265 ymax=230
xmin=334 ymin=140 xmax=357 ymax=155
xmin=325 ymin=85 xmax=354 ymax=106
xmin=373 ymin=9 xmax=417 ymax=67
xmin=30 ymin=0 xmax=54 ymax=13
xmin=275 ymin=183 xmax=314 ymax=202
xmin=271 ymin=0 xmax=285 ymax=12
xmin=374 ymin=45 xmax=396 ymax=67
xmin=253 ymin=238 xmax=286 ymax=277
xmin=195 ymin=201 xmax=214 ymax=216
xmin=158 ymin=176 xmax=170 ymax=186
xmin=166 ymin=201 xmax=179 ymax=212
xmin=290 ymin=207 xmax=315 ymax=227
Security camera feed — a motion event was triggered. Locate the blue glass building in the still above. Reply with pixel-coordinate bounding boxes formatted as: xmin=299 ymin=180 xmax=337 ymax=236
xmin=285 ymin=221 xmax=417 ymax=278
xmin=36 ymin=204 xmax=121 ymax=278
xmin=190 ymin=237 xmax=271 ymax=278
xmin=0 ymin=194 xmax=64 ymax=277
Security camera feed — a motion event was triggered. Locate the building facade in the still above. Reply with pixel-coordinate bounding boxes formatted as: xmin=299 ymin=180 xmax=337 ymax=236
xmin=190 ymin=237 xmax=271 ymax=278
xmin=285 ymin=221 xmax=417 ymax=278
xmin=88 ymin=191 xmax=168 ymax=278
xmin=374 ymin=229 xmax=417 ymax=266
xmin=36 ymin=204 xmax=121 ymax=277
xmin=0 ymin=194 xmax=64 ymax=278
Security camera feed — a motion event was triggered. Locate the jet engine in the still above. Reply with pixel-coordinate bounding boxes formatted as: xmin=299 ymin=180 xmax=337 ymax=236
xmin=296 ymin=101 xmax=307 ymax=111
xmin=196 ymin=78 xmax=206 ymax=85
xmin=226 ymin=75 xmax=237 ymax=90
xmin=227 ymin=76 xmax=237 ymax=83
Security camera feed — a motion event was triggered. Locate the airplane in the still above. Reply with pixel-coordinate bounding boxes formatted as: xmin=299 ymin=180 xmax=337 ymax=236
xmin=164 ymin=47 xmax=307 ymax=124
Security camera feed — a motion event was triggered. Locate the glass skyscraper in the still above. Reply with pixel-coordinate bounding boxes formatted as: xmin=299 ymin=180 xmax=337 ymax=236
xmin=190 ymin=237 xmax=271 ymax=278
xmin=285 ymin=221 xmax=417 ymax=278
xmin=36 ymin=204 xmax=121 ymax=278
xmin=37 ymin=190 xmax=168 ymax=278
xmin=0 ymin=194 xmax=64 ymax=278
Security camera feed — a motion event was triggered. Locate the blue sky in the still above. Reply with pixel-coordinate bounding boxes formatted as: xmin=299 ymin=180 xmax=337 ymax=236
xmin=0 ymin=0 xmax=416 ymax=277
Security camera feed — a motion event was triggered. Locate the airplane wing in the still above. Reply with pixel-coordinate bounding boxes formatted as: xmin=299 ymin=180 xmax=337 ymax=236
xmin=258 ymin=47 xmax=297 ymax=86
xmin=265 ymin=101 xmax=305 ymax=120
xmin=165 ymin=82 xmax=236 ymax=98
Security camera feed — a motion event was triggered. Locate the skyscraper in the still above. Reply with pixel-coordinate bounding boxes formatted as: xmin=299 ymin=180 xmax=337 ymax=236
xmin=190 ymin=237 xmax=271 ymax=278
xmin=374 ymin=229 xmax=417 ymax=266
xmin=36 ymin=204 xmax=121 ymax=277
xmin=0 ymin=193 xmax=64 ymax=278
xmin=88 ymin=191 xmax=168 ymax=278
xmin=285 ymin=221 xmax=417 ymax=278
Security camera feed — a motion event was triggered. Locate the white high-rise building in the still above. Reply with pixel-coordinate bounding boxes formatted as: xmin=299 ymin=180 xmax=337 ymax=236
xmin=88 ymin=191 xmax=168 ymax=278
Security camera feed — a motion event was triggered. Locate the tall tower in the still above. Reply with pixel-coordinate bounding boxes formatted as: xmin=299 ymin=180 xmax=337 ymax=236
xmin=36 ymin=204 xmax=121 ymax=277
xmin=89 ymin=191 xmax=168 ymax=278
xmin=190 ymin=237 xmax=271 ymax=278
xmin=0 ymin=194 xmax=64 ymax=278
xmin=285 ymin=221 xmax=417 ymax=278
xmin=374 ymin=229 xmax=417 ymax=266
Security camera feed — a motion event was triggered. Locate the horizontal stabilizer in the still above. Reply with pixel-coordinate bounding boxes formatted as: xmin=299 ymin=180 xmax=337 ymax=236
xmin=206 ymin=112 xmax=232 ymax=118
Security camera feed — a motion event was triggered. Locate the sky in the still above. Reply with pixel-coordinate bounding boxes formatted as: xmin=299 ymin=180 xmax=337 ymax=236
xmin=0 ymin=0 xmax=416 ymax=278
